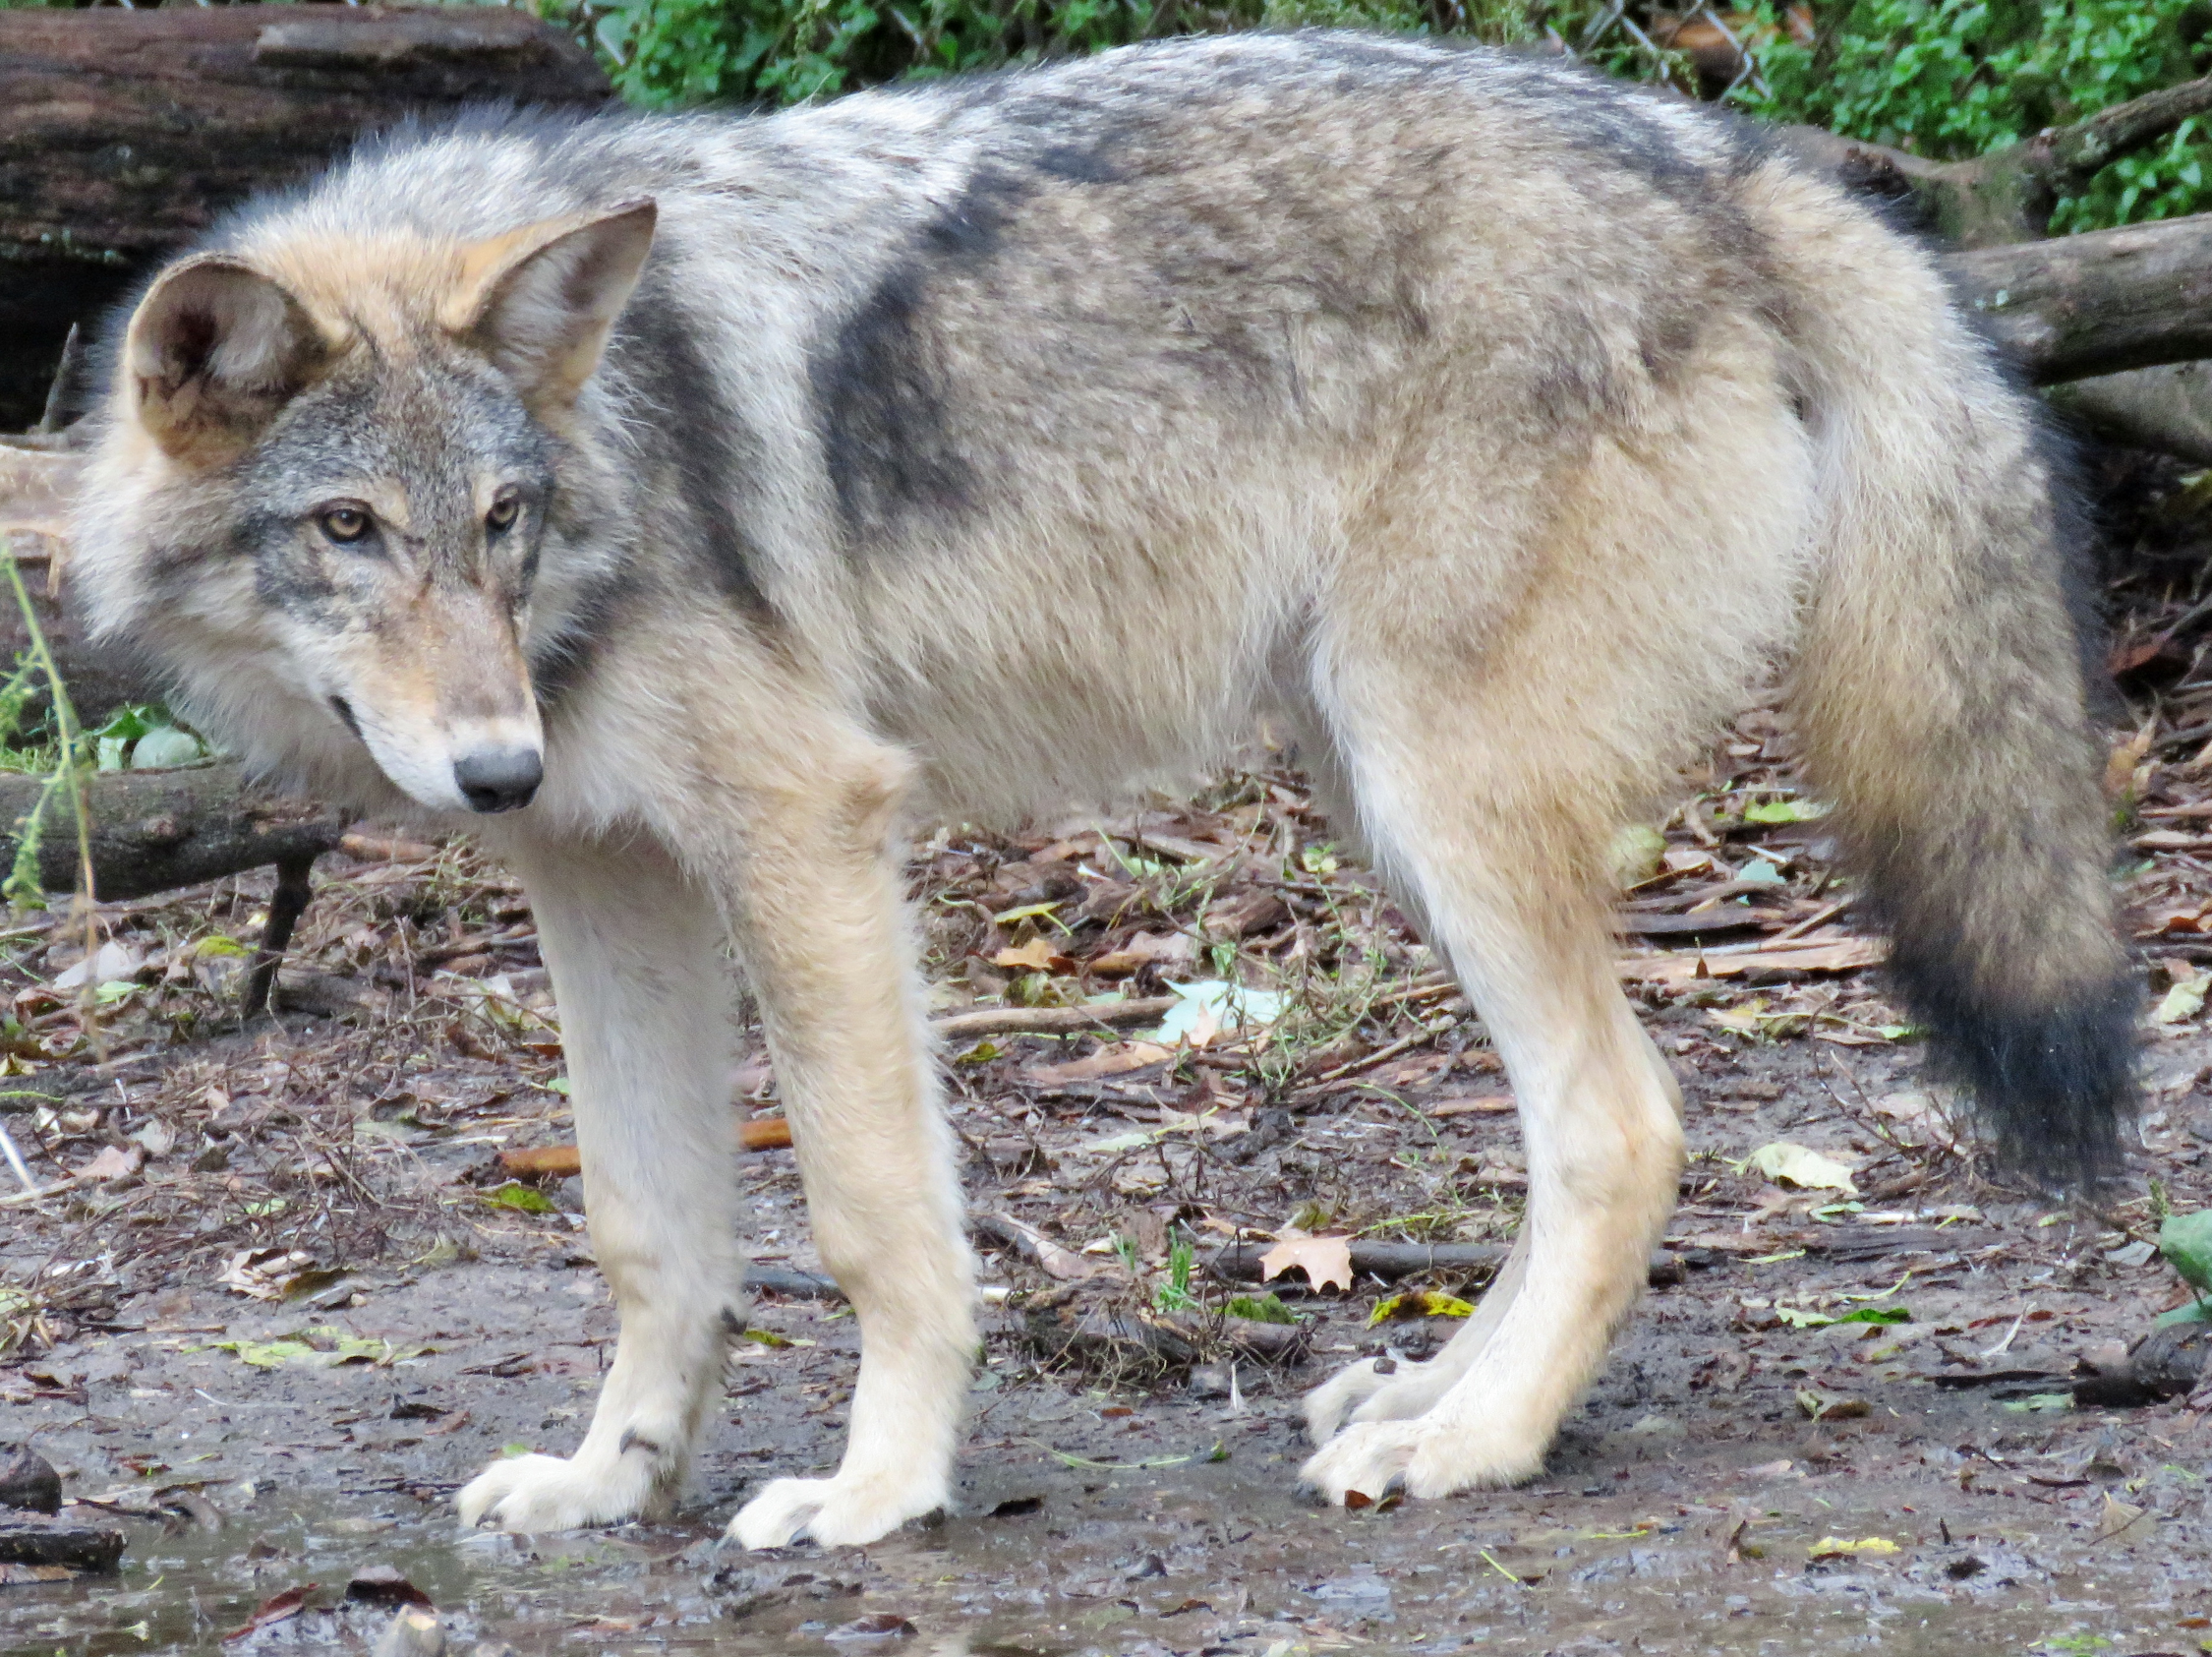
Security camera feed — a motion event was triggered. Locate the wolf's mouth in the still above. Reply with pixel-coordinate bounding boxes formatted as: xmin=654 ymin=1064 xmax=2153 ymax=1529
xmin=328 ymin=695 xmax=362 ymax=739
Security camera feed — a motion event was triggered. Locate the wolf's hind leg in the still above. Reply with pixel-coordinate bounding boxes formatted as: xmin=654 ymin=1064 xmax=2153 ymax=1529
xmin=457 ymin=838 xmax=740 ymax=1533
xmin=719 ymin=744 xmax=975 ymax=1550
xmin=1297 ymin=681 xmax=1686 ymax=1504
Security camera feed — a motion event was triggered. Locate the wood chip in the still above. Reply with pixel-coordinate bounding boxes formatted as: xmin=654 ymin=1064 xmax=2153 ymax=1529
xmin=496 ymin=1114 xmax=790 ymax=1180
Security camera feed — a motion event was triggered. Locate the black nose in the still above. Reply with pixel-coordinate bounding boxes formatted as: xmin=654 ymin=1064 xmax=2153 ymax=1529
xmin=453 ymin=746 xmax=543 ymax=813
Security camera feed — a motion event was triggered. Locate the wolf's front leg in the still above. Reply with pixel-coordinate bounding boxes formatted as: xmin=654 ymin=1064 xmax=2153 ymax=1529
xmin=718 ymin=755 xmax=976 ymax=1550
xmin=456 ymin=837 xmax=740 ymax=1533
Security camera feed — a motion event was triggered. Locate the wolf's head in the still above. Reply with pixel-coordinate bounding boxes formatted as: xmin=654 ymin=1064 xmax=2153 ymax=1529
xmin=78 ymin=201 xmax=656 ymax=815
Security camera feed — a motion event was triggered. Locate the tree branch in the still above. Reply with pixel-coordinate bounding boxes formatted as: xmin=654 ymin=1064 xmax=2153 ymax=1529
xmin=1782 ymin=75 xmax=2212 ymax=248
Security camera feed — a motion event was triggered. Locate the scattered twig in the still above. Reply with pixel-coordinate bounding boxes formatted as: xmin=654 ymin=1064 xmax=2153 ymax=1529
xmin=934 ymin=996 xmax=1178 ymax=1041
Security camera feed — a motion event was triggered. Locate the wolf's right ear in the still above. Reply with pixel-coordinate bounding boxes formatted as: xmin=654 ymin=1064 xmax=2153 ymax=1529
xmin=123 ymin=257 xmax=327 ymax=467
xmin=445 ymin=201 xmax=658 ymax=417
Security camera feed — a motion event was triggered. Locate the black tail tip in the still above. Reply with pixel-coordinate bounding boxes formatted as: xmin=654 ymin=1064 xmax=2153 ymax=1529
xmin=1904 ymin=966 xmax=2139 ymax=1196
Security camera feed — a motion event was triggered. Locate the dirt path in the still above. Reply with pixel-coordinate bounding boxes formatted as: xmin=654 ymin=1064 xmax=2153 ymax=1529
xmin=7 ymin=740 xmax=2212 ymax=1655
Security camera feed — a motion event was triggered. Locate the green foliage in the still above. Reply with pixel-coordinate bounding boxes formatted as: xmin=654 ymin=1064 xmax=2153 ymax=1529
xmin=1223 ymin=1290 xmax=1302 ymax=1323
xmin=1748 ymin=0 xmax=2212 ymax=230
xmin=1152 ymin=1237 xmax=1199 ymax=1312
xmin=551 ymin=0 xmax=1555 ymax=111
xmin=0 ymin=546 xmax=89 ymax=914
xmin=553 ymin=0 xmax=2212 ymax=234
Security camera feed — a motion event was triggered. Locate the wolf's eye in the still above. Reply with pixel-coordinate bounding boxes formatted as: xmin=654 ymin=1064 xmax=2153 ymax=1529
xmin=486 ymin=495 xmax=520 ymax=533
xmin=318 ymin=505 xmax=371 ymax=545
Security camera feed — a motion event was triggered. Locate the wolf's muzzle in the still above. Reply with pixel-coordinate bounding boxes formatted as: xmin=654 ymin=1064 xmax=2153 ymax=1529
xmin=453 ymin=745 xmax=544 ymax=813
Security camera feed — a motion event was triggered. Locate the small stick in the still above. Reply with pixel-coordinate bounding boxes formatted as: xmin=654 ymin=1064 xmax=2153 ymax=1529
xmin=934 ymin=995 xmax=1177 ymax=1041
xmin=33 ymin=325 xmax=82 ymax=437
xmin=243 ymin=851 xmax=319 ymax=1014
xmin=1768 ymin=897 xmax=1851 ymax=944
xmin=1307 ymin=1021 xmax=1451 ymax=1087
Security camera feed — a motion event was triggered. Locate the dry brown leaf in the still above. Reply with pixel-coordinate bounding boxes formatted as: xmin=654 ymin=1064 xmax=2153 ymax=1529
xmin=1258 ymin=1235 xmax=1355 ymax=1294
xmin=1869 ymin=1090 xmax=1960 ymax=1152
xmin=2095 ymin=1492 xmax=2148 ymax=1542
xmin=216 ymin=1247 xmax=317 ymax=1300
xmin=1088 ymin=931 xmax=1196 ymax=978
xmin=992 ymin=937 xmax=1071 ymax=973
xmin=77 ymin=1144 xmax=144 ymax=1185
xmin=1023 ymin=1041 xmax=1174 ymax=1085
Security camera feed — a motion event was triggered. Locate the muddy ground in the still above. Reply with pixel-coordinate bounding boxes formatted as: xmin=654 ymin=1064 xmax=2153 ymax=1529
xmin=13 ymin=479 xmax=2212 ymax=1653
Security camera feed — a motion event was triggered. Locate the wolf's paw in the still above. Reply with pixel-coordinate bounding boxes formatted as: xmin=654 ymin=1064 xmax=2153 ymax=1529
xmin=1300 ymin=1419 xmax=1423 ymax=1505
xmin=1300 ymin=1417 xmax=1544 ymax=1506
xmin=1306 ymin=1356 xmax=1455 ymax=1442
xmin=457 ymin=1451 xmax=660 ymax=1533
xmin=727 ymin=1469 xmax=945 ymax=1550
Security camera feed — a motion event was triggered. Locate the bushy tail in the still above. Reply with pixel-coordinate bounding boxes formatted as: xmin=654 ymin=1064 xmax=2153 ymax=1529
xmin=1772 ymin=178 xmax=2136 ymax=1192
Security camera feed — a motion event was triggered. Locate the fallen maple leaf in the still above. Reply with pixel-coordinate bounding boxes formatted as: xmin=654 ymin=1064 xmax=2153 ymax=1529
xmin=1258 ymin=1235 xmax=1355 ymax=1294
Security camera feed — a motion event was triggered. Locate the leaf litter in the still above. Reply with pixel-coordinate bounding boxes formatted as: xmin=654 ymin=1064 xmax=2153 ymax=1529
xmin=6 ymin=654 xmax=2212 ymax=1648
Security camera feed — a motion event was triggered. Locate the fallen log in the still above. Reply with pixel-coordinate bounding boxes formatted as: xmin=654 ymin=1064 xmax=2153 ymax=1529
xmin=0 ymin=761 xmax=341 ymax=906
xmin=1943 ymin=215 xmax=2212 ymax=385
xmin=0 ymin=1512 xmax=124 ymax=1571
xmin=2048 ymin=361 xmax=2212 ymax=465
xmin=0 ymin=6 xmax=610 ymax=428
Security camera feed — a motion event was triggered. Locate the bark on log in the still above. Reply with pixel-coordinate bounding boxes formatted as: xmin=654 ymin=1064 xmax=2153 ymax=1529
xmin=1941 ymin=215 xmax=2212 ymax=385
xmin=0 ymin=761 xmax=342 ymax=904
xmin=0 ymin=6 xmax=610 ymax=429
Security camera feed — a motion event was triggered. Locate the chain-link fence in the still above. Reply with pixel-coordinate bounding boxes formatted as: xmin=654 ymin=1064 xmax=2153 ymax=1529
xmin=1568 ymin=3 xmax=1778 ymax=102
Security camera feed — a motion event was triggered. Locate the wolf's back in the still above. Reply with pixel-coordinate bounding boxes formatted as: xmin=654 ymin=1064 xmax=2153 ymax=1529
xmin=1756 ymin=165 xmax=2135 ymax=1189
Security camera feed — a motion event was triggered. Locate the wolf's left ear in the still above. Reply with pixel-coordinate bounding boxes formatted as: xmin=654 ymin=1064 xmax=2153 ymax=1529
xmin=446 ymin=200 xmax=658 ymax=414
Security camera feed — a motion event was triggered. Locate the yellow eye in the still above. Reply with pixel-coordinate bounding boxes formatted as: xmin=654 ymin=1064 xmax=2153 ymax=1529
xmin=319 ymin=505 xmax=370 ymax=544
xmin=487 ymin=495 xmax=520 ymax=532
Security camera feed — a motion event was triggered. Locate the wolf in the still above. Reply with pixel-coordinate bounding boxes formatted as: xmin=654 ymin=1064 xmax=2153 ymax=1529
xmin=74 ymin=30 xmax=2133 ymax=1548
